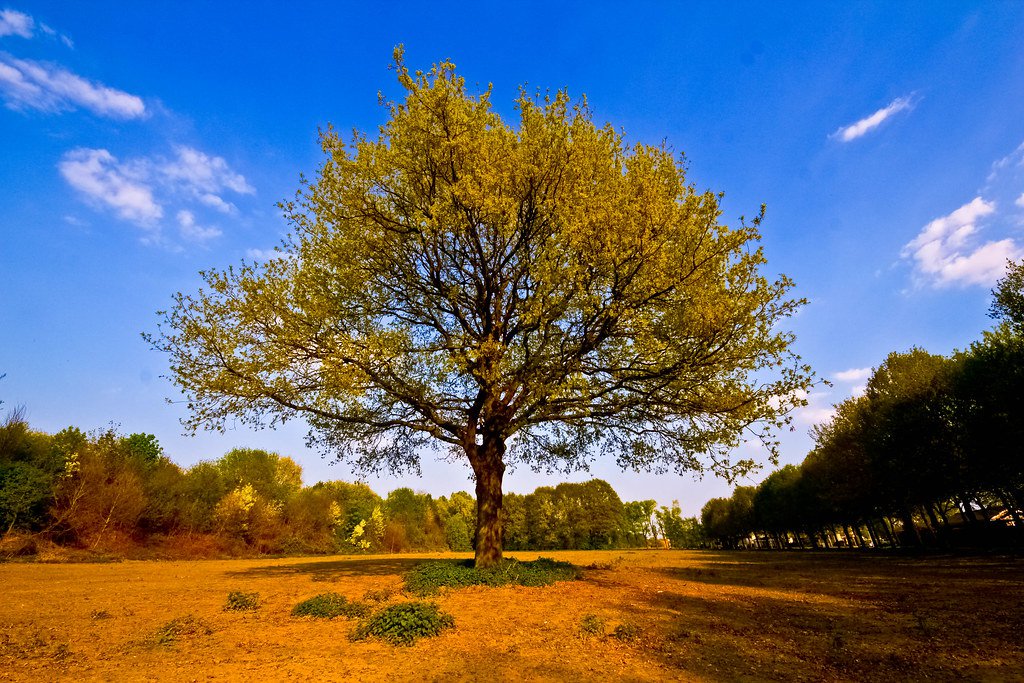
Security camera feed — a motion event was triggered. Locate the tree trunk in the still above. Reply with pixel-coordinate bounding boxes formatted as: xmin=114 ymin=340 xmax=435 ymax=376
xmin=901 ymin=508 xmax=922 ymax=546
xmin=865 ymin=521 xmax=879 ymax=548
xmin=471 ymin=435 xmax=507 ymax=568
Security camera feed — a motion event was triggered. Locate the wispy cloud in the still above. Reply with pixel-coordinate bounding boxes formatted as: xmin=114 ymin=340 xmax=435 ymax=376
xmin=176 ymin=209 xmax=222 ymax=242
xmin=787 ymin=389 xmax=836 ymax=427
xmin=832 ymin=95 xmax=915 ymax=142
xmin=159 ymin=146 xmax=254 ymax=209
xmin=246 ymin=248 xmax=283 ymax=260
xmin=58 ymin=146 xmax=252 ymax=244
xmin=0 ymin=53 xmax=145 ymax=118
xmin=38 ymin=22 xmax=73 ymax=48
xmin=0 ymin=8 xmax=33 ymax=38
xmin=902 ymin=196 xmax=1022 ymax=287
xmin=58 ymin=148 xmax=162 ymax=226
xmin=1017 ymin=193 xmax=1024 ymax=208
xmin=833 ymin=367 xmax=871 ymax=383
xmin=833 ymin=367 xmax=870 ymax=398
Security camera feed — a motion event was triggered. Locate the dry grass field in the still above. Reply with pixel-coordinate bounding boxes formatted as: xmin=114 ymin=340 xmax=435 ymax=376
xmin=2 ymin=549 xmax=1022 ymax=681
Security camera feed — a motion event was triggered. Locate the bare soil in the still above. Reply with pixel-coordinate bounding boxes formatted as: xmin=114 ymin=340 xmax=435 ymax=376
xmin=1 ymin=550 xmax=1022 ymax=681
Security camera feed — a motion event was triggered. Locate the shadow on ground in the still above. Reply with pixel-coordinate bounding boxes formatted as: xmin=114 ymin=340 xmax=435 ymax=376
xmin=226 ymin=556 xmax=428 ymax=581
xmin=587 ymin=551 xmax=1024 ymax=682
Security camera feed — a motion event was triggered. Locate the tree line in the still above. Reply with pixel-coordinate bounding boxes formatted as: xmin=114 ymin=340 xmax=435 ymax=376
xmin=701 ymin=262 xmax=1024 ymax=550
xmin=0 ymin=416 xmax=704 ymax=557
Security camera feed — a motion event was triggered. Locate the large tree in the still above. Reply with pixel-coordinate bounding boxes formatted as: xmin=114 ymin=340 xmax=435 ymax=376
xmin=150 ymin=50 xmax=812 ymax=567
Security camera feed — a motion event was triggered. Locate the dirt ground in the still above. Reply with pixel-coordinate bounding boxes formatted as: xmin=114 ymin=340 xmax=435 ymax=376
xmin=2 ymin=549 xmax=1022 ymax=682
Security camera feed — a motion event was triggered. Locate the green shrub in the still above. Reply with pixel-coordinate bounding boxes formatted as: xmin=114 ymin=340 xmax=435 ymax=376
xmin=351 ymin=601 xmax=455 ymax=646
xmin=404 ymin=557 xmax=580 ymax=596
xmin=292 ymin=593 xmax=370 ymax=619
xmin=363 ymin=588 xmax=395 ymax=603
xmin=610 ymin=622 xmax=641 ymax=642
xmin=224 ymin=591 xmax=259 ymax=612
xmin=148 ymin=615 xmax=213 ymax=646
xmin=579 ymin=613 xmax=605 ymax=635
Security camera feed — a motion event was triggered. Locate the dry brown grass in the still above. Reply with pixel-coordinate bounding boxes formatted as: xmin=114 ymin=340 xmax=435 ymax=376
xmin=1 ymin=550 xmax=1021 ymax=681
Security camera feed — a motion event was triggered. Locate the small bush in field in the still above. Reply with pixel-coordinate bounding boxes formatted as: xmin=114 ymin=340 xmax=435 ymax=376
xmin=224 ymin=591 xmax=259 ymax=612
xmin=363 ymin=588 xmax=395 ymax=603
xmin=292 ymin=593 xmax=369 ymax=619
xmin=404 ymin=557 xmax=580 ymax=596
xmin=579 ymin=613 xmax=605 ymax=636
xmin=148 ymin=615 xmax=213 ymax=646
xmin=610 ymin=622 xmax=641 ymax=642
xmin=351 ymin=601 xmax=454 ymax=646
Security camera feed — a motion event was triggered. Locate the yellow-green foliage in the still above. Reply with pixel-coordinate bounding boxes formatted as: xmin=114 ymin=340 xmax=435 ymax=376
xmin=151 ymin=46 xmax=811 ymax=491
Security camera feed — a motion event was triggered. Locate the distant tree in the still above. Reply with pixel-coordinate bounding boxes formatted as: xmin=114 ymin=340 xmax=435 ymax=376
xmin=700 ymin=497 xmax=734 ymax=548
xmin=954 ymin=325 xmax=1024 ymax=515
xmin=0 ymin=462 xmax=51 ymax=534
xmin=213 ymin=483 xmax=281 ymax=551
xmin=990 ymin=258 xmax=1024 ymax=332
xmin=621 ymin=499 xmax=658 ymax=546
xmin=655 ymin=502 xmax=705 ymax=548
xmin=500 ymin=492 xmax=528 ymax=550
xmin=178 ymin=461 xmax=228 ymax=533
xmin=122 ymin=433 xmax=163 ymax=467
xmin=437 ymin=491 xmax=476 ymax=550
xmin=50 ymin=430 xmax=147 ymax=548
xmin=216 ymin=448 xmax=303 ymax=504
xmin=149 ymin=50 xmax=813 ymax=566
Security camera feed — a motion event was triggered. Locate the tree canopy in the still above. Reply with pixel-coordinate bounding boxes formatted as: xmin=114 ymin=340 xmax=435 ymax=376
xmin=149 ymin=49 xmax=812 ymax=566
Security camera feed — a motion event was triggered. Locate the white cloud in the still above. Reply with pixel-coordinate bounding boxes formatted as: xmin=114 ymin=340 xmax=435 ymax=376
xmin=928 ymin=239 xmax=1021 ymax=286
xmin=246 ymin=248 xmax=279 ymax=260
xmin=832 ymin=95 xmax=915 ymax=142
xmin=1016 ymin=192 xmax=1024 ymax=208
xmin=988 ymin=141 xmax=1024 ymax=181
xmin=176 ymin=209 xmax=221 ymax=242
xmin=0 ymin=53 xmax=145 ymax=118
xmin=902 ymin=197 xmax=1022 ymax=287
xmin=833 ymin=367 xmax=871 ymax=383
xmin=59 ymin=145 xmax=253 ymax=245
xmin=0 ymin=9 xmax=33 ymax=38
xmin=791 ymin=389 xmax=837 ymax=427
xmin=797 ymin=405 xmax=836 ymax=426
xmin=160 ymin=146 xmax=254 ymax=195
xmin=198 ymin=192 xmax=236 ymax=214
xmin=58 ymin=148 xmax=162 ymax=225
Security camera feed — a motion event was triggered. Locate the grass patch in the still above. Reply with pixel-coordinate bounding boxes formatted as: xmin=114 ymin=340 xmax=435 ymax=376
xmin=292 ymin=593 xmax=370 ymax=619
xmin=363 ymin=588 xmax=395 ymax=603
xmin=147 ymin=615 xmax=213 ymax=647
xmin=351 ymin=601 xmax=455 ymax=646
xmin=404 ymin=557 xmax=580 ymax=596
xmin=610 ymin=622 xmax=641 ymax=642
xmin=579 ymin=613 xmax=605 ymax=636
xmin=224 ymin=591 xmax=259 ymax=611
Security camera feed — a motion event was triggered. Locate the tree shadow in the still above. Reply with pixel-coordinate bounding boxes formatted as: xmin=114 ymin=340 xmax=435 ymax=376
xmin=590 ymin=552 xmax=1024 ymax=682
xmin=226 ymin=556 xmax=429 ymax=581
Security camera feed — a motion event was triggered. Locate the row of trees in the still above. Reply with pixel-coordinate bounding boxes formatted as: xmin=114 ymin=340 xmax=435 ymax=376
xmin=701 ymin=262 xmax=1024 ymax=550
xmin=0 ymin=416 xmax=704 ymax=556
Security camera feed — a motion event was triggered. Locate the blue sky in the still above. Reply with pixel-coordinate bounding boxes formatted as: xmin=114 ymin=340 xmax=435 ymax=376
xmin=2 ymin=3 xmax=1023 ymax=515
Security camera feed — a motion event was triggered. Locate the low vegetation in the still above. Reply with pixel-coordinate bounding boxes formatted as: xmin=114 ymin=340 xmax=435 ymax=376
xmin=350 ymin=601 xmax=455 ymax=646
xmin=145 ymin=615 xmax=213 ymax=647
xmin=291 ymin=593 xmax=370 ymax=619
xmin=404 ymin=557 xmax=580 ymax=596
xmin=224 ymin=591 xmax=259 ymax=612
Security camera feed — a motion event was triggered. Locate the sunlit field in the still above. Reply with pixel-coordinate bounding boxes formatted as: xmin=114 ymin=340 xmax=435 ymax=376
xmin=2 ymin=550 xmax=1021 ymax=681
